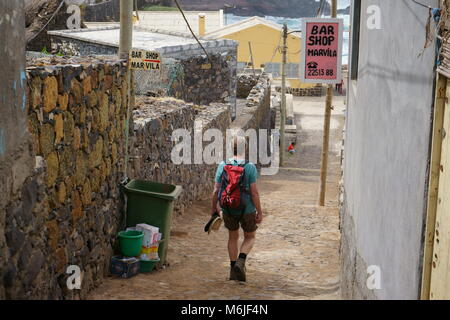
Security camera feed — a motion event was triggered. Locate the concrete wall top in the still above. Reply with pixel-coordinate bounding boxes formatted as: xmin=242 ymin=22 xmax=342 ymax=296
xmin=48 ymin=27 xmax=237 ymax=56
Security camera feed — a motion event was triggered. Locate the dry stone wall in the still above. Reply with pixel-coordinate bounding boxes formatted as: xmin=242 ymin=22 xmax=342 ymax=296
xmin=237 ymin=74 xmax=259 ymax=99
xmin=233 ymin=74 xmax=273 ymax=132
xmin=232 ymin=74 xmax=275 ymax=167
xmin=84 ymin=0 xmax=120 ymax=22
xmin=1 ymin=49 xmax=268 ymax=300
xmin=0 ymin=55 xmax=129 ymax=299
xmin=170 ymin=52 xmax=237 ymax=107
xmin=1 ymin=55 xmax=233 ymax=299
xmin=130 ymin=97 xmax=231 ymax=215
xmin=275 ymin=84 xmax=325 ymax=97
xmin=47 ymin=31 xmax=238 ymax=110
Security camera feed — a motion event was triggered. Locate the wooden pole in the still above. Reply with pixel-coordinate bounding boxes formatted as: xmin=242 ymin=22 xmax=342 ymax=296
xmin=120 ymin=0 xmax=133 ymax=180
xmin=119 ymin=0 xmax=133 ymax=59
xmin=248 ymin=41 xmax=256 ymax=76
xmin=134 ymin=0 xmax=140 ymax=22
xmin=318 ymin=0 xmax=337 ymax=206
xmin=280 ymin=24 xmax=288 ymax=167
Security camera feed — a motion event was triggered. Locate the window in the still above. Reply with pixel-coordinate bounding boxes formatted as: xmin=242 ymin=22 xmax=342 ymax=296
xmin=286 ymin=63 xmax=300 ymax=78
xmin=264 ymin=63 xmax=299 ymax=79
xmin=264 ymin=63 xmax=281 ymax=78
xmin=237 ymin=62 xmax=247 ymax=73
xmin=350 ymin=0 xmax=362 ymax=80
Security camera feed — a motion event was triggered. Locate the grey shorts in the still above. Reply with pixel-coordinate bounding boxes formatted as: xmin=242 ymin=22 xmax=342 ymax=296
xmin=223 ymin=212 xmax=258 ymax=233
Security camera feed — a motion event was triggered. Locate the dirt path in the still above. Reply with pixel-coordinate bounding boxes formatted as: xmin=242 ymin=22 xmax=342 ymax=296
xmin=88 ymin=97 xmax=344 ymax=300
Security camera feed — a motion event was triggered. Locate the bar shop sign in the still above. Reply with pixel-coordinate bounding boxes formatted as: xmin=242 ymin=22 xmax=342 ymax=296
xmin=129 ymin=49 xmax=161 ymax=72
xmin=300 ymin=18 xmax=344 ymax=84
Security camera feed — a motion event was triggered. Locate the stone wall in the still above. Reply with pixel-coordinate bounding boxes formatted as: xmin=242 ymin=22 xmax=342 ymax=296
xmin=233 ymin=73 xmax=272 ymax=132
xmin=25 ymin=0 xmax=72 ymax=52
xmin=0 ymin=55 xmax=129 ymax=299
xmin=1 ymin=54 xmax=236 ymax=299
xmin=48 ymin=29 xmax=238 ymax=60
xmin=0 ymin=0 xmax=33 ymax=300
xmin=48 ymin=32 xmax=238 ymax=114
xmin=237 ymin=74 xmax=259 ymax=99
xmin=130 ymin=97 xmax=231 ymax=215
xmin=275 ymin=84 xmax=325 ymax=97
xmin=232 ymin=73 xmax=274 ymax=167
xmin=49 ymin=35 xmax=118 ymax=57
xmin=84 ymin=0 xmax=120 ymax=22
xmin=169 ymin=52 xmax=237 ymax=107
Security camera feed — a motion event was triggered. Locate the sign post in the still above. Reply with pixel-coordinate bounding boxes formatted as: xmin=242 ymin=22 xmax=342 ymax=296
xmin=300 ymin=18 xmax=343 ymax=85
xmin=129 ymin=49 xmax=161 ymax=72
xmin=300 ymin=15 xmax=343 ymax=206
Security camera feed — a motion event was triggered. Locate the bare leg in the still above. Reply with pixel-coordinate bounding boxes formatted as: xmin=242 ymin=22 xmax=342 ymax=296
xmin=228 ymin=230 xmax=240 ymax=261
xmin=240 ymin=232 xmax=256 ymax=255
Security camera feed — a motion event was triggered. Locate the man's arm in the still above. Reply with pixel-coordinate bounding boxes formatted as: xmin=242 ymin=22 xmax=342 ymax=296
xmin=211 ymin=182 xmax=221 ymax=215
xmin=250 ymin=182 xmax=263 ymax=224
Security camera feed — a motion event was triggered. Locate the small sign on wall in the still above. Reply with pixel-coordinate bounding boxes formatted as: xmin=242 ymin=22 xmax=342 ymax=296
xmin=129 ymin=49 xmax=161 ymax=72
xmin=300 ymin=18 xmax=344 ymax=84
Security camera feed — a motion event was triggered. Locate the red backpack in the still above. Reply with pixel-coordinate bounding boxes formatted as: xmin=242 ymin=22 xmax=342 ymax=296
xmin=219 ymin=162 xmax=248 ymax=210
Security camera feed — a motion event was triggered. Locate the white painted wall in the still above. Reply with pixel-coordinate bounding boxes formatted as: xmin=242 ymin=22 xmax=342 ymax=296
xmin=286 ymin=94 xmax=294 ymax=119
xmin=341 ymin=0 xmax=438 ymax=299
xmin=136 ymin=10 xmax=224 ymax=36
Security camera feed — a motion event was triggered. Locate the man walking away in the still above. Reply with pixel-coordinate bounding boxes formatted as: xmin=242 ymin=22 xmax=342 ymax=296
xmin=210 ymin=136 xmax=263 ymax=282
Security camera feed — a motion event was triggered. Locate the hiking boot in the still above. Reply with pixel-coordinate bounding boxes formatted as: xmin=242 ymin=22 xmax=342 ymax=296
xmin=229 ymin=266 xmax=238 ymax=281
xmin=233 ymin=258 xmax=246 ymax=282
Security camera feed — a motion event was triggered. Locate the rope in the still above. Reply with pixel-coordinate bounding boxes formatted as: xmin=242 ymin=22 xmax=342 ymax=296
xmin=134 ymin=0 xmax=140 ymax=21
xmin=269 ymin=31 xmax=283 ymax=64
xmin=173 ymin=0 xmax=211 ymax=62
xmin=417 ymin=4 xmax=442 ymax=57
xmin=316 ymin=0 xmax=327 ymax=17
xmin=411 ymin=0 xmax=433 ymax=9
xmin=166 ymin=63 xmax=185 ymax=97
xmin=27 ymin=0 xmax=65 ymax=44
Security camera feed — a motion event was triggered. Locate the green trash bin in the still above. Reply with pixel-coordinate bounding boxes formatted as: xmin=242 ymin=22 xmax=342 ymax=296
xmin=123 ymin=180 xmax=182 ymax=265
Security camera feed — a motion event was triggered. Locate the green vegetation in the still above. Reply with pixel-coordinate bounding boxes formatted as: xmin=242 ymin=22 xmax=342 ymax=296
xmin=41 ymin=47 xmax=50 ymax=55
xmin=40 ymin=46 xmax=64 ymax=56
xmin=141 ymin=5 xmax=178 ymax=11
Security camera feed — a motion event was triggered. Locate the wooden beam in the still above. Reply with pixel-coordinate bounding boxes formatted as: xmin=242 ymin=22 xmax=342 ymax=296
xmin=421 ymin=74 xmax=447 ymax=300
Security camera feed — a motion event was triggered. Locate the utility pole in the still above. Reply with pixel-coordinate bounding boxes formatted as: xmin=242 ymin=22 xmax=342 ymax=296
xmin=318 ymin=0 xmax=337 ymax=206
xmin=248 ymin=42 xmax=256 ymax=76
xmin=120 ymin=0 xmax=134 ymax=180
xmin=280 ymin=23 xmax=288 ymax=167
xmin=119 ymin=0 xmax=133 ymax=59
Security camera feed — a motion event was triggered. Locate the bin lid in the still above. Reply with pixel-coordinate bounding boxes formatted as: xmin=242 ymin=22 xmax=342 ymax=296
xmin=124 ymin=179 xmax=183 ymax=201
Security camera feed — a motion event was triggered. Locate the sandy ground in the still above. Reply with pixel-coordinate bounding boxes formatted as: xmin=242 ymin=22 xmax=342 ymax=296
xmin=88 ymin=96 xmax=345 ymax=300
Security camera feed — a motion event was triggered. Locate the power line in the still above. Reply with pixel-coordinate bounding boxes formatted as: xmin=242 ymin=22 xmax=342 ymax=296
xmin=269 ymin=30 xmax=283 ymax=64
xmin=411 ymin=0 xmax=433 ymax=9
xmin=173 ymin=0 xmax=211 ymax=62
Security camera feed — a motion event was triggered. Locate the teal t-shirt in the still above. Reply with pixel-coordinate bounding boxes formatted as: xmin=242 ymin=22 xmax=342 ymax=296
xmin=215 ymin=158 xmax=258 ymax=215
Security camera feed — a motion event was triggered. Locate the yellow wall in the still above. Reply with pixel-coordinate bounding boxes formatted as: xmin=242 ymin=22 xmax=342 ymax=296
xmin=219 ymin=24 xmax=315 ymax=89
xmin=287 ymin=79 xmax=316 ymax=88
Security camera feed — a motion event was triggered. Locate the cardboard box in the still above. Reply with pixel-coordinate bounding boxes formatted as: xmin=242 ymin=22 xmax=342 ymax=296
xmin=110 ymin=256 xmax=140 ymax=278
xmin=136 ymin=224 xmax=159 ymax=247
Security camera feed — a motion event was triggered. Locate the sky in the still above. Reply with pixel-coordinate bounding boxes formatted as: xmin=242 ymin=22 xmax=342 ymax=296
xmin=324 ymin=0 xmax=351 ymax=10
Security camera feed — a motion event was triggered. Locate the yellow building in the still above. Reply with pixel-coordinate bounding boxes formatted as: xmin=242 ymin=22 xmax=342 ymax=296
xmin=204 ymin=16 xmax=314 ymax=89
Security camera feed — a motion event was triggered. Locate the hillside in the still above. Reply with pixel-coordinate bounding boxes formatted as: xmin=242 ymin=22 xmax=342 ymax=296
xmin=138 ymin=0 xmax=333 ymax=18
